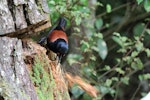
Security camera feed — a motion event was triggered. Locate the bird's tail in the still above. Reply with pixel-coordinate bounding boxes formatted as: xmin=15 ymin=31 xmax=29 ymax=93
xmin=57 ymin=17 xmax=67 ymax=30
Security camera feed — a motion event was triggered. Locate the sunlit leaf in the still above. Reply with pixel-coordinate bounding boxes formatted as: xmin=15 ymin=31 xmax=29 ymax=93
xmin=94 ymin=33 xmax=103 ymax=38
xmin=144 ymin=0 xmax=150 ymax=12
xmin=139 ymin=74 xmax=150 ymax=81
xmin=90 ymin=55 xmax=96 ymax=61
xmin=132 ymin=58 xmax=143 ymax=70
xmin=75 ymin=16 xmax=82 ymax=25
xmin=106 ymin=4 xmax=111 ymax=13
xmin=131 ymin=51 xmax=138 ymax=57
xmin=136 ymin=58 xmax=143 ymax=69
xmin=97 ymin=39 xmax=108 ymax=60
xmin=105 ymin=65 xmax=111 ymax=70
xmin=48 ymin=1 xmax=55 ymax=5
xmin=95 ymin=18 xmax=103 ymax=30
xmin=135 ymin=41 xmax=144 ymax=51
xmin=71 ymin=85 xmax=84 ymax=98
xmin=91 ymin=46 xmax=99 ymax=52
xmin=121 ymin=77 xmax=129 ymax=85
xmin=73 ymin=27 xmax=80 ymax=32
xmin=106 ymin=79 xmax=112 ymax=87
xmin=131 ymin=62 xmax=137 ymax=70
xmin=111 ymin=77 xmax=119 ymax=82
xmin=67 ymin=54 xmax=83 ymax=65
xmin=136 ymin=0 xmax=143 ymax=5
xmin=112 ymin=36 xmax=123 ymax=47
xmin=115 ymin=68 xmax=125 ymax=75
xmin=80 ymin=40 xmax=90 ymax=52
xmin=145 ymin=48 xmax=150 ymax=57
xmin=146 ymin=29 xmax=150 ymax=35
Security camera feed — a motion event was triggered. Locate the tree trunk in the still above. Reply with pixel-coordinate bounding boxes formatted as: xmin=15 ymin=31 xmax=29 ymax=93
xmin=0 ymin=37 xmax=71 ymax=100
xmin=0 ymin=37 xmax=38 ymax=100
xmin=0 ymin=0 xmax=71 ymax=100
xmin=0 ymin=0 xmax=51 ymax=37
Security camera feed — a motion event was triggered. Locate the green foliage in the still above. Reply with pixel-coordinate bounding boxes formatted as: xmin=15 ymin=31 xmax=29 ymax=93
xmin=136 ymin=0 xmax=150 ymax=12
xmin=71 ymin=84 xmax=84 ymax=98
xmin=48 ymin=0 xmax=90 ymax=25
xmin=136 ymin=0 xmax=143 ymax=5
xmin=144 ymin=0 xmax=150 ymax=12
xmin=67 ymin=54 xmax=83 ymax=65
xmin=95 ymin=18 xmax=103 ymax=30
xmin=47 ymin=0 xmax=150 ymax=99
xmin=106 ymin=4 xmax=112 ymax=13
xmin=139 ymin=73 xmax=150 ymax=81
xmin=133 ymin=23 xmax=145 ymax=36
xmin=97 ymin=39 xmax=108 ymax=60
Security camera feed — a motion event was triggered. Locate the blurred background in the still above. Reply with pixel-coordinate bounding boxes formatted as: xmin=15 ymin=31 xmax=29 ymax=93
xmin=45 ymin=0 xmax=150 ymax=100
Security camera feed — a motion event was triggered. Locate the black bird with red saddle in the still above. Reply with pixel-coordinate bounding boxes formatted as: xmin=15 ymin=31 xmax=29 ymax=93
xmin=39 ymin=17 xmax=68 ymax=63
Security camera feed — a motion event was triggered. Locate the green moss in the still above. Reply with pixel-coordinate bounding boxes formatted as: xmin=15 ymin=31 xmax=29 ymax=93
xmin=30 ymin=54 xmax=55 ymax=100
xmin=0 ymin=79 xmax=30 ymax=100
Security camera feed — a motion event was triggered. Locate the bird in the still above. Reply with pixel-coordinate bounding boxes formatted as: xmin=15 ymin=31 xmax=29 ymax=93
xmin=39 ymin=17 xmax=68 ymax=63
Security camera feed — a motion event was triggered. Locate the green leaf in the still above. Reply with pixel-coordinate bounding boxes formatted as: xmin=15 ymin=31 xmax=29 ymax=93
xmin=146 ymin=29 xmax=150 ymax=35
xmin=95 ymin=18 xmax=103 ymax=30
xmin=115 ymin=68 xmax=125 ymax=75
xmin=83 ymin=67 xmax=93 ymax=77
xmin=67 ymin=54 xmax=83 ymax=65
xmin=97 ymin=39 xmax=108 ymax=60
xmin=121 ymin=77 xmax=129 ymax=85
xmin=90 ymin=55 xmax=96 ymax=61
xmin=99 ymin=86 xmax=115 ymax=94
xmin=132 ymin=58 xmax=143 ymax=70
xmin=105 ymin=65 xmax=111 ymax=70
xmin=112 ymin=36 xmax=122 ymax=46
xmin=131 ymin=62 xmax=137 ymax=70
xmin=131 ymin=51 xmax=138 ymax=58
xmin=83 ymin=94 xmax=92 ymax=100
xmin=135 ymin=41 xmax=144 ymax=51
xmin=136 ymin=0 xmax=143 ymax=5
xmin=139 ymin=74 xmax=150 ymax=81
xmin=106 ymin=79 xmax=112 ymax=87
xmin=71 ymin=85 xmax=84 ymax=98
xmin=133 ymin=23 xmax=145 ymax=36
xmin=48 ymin=1 xmax=55 ymax=5
xmin=106 ymin=4 xmax=111 ymax=13
xmin=73 ymin=27 xmax=80 ymax=32
xmin=80 ymin=40 xmax=90 ymax=52
xmin=136 ymin=58 xmax=143 ymax=69
xmin=94 ymin=33 xmax=103 ymax=39
xmin=112 ymin=32 xmax=123 ymax=47
xmin=144 ymin=0 xmax=150 ymax=12
xmin=75 ymin=16 xmax=82 ymax=25
xmin=111 ymin=77 xmax=119 ymax=82
xmin=145 ymin=48 xmax=150 ymax=57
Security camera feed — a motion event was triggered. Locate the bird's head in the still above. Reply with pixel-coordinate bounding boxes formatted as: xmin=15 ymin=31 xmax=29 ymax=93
xmin=56 ymin=39 xmax=68 ymax=62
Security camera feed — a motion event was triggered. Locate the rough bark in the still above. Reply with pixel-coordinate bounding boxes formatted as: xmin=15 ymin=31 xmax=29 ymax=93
xmin=0 ymin=37 xmax=38 ymax=100
xmin=0 ymin=0 xmax=51 ymax=37
xmin=0 ymin=37 xmax=71 ymax=100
